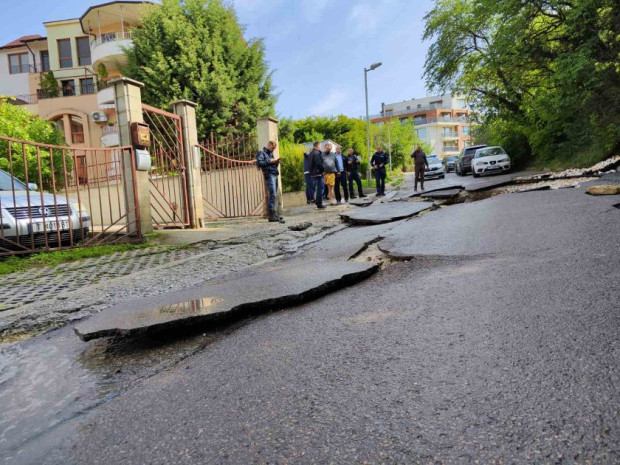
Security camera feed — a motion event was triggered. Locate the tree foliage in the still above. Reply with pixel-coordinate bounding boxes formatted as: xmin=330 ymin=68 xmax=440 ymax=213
xmin=424 ymin=0 xmax=620 ymax=166
xmin=278 ymin=115 xmax=425 ymax=172
xmin=123 ymin=0 xmax=276 ymax=139
xmin=0 ymin=98 xmax=69 ymax=189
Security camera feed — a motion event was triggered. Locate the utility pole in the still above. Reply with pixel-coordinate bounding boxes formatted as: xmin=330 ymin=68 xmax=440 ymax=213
xmin=364 ymin=62 xmax=382 ymax=181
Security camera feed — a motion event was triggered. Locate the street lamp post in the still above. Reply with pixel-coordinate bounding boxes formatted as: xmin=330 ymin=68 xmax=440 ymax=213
xmin=364 ymin=62 xmax=382 ymax=181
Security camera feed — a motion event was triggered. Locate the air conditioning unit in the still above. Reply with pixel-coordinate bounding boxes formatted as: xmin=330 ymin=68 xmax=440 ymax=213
xmin=91 ymin=111 xmax=108 ymax=123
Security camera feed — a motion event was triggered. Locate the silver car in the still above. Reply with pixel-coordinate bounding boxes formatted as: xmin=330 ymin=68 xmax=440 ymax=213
xmin=0 ymin=169 xmax=91 ymax=249
xmin=424 ymin=156 xmax=445 ymax=179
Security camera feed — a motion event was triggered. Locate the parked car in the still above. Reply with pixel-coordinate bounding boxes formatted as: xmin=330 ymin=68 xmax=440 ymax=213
xmin=443 ymin=155 xmax=458 ymax=173
xmin=424 ymin=155 xmax=445 ymax=179
xmin=455 ymin=144 xmax=488 ymax=176
xmin=0 ymin=169 xmax=90 ymax=249
xmin=471 ymin=146 xmax=511 ymax=177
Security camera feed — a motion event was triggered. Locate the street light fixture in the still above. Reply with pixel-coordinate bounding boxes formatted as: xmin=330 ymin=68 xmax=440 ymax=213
xmin=364 ymin=62 xmax=382 ymax=181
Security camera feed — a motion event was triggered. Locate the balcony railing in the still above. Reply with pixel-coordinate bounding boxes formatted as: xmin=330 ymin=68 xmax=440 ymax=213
xmin=443 ymin=131 xmax=459 ymax=138
xmin=5 ymin=94 xmax=38 ymax=105
xmin=102 ymin=125 xmax=118 ymax=135
xmin=371 ymin=104 xmax=469 ymax=119
xmin=91 ymin=31 xmax=133 ymax=50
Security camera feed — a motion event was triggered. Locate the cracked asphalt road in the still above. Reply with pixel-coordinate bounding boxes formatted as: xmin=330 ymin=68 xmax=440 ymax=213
xmin=27 ymin=185 xmax=619 ymax=464
xmin=2 ymin=172 xmax=619 ymax=464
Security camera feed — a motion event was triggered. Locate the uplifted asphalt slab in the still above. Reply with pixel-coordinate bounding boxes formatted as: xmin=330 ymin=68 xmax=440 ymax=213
xmin=341 ymin=201 xmax=434 ymax=225
xmin=464 ymin=176 xmax=516 ymax=192
xmin=397 ymin=184 xmax=464 ymax=199
xmin=348 ymin=197 xmax=374 ymax=207
xmin=380 ymin=188 xmax=620 ymax=259
xmin=420 ymin=188 xmax=462 ymax=199
xmin=74 ymin=259 xmax=379 ymax=341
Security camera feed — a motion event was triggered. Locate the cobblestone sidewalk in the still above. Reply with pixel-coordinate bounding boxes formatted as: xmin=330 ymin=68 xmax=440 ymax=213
xmin=0 ymin=246 xmax=203 ymax=310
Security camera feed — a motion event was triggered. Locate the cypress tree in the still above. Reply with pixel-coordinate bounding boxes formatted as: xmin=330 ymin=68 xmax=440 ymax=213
xmin=123 ymin=0 xmax=276 ymax=139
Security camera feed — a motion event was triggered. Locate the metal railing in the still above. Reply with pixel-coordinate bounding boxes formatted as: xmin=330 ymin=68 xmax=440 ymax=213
xmin=0 ymin=135 xmax=141 ymax=256
xmin=443 ymin=131 xmax=460 ymax=138
xmin=91 ymin=31 xmax=133 ymax=50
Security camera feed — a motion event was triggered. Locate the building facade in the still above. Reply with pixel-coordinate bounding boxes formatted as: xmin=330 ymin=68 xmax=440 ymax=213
xmin=370 ymin=94 xmax=473 ymax=159
xmin=0 ymin=1 xmax=153 ymax=152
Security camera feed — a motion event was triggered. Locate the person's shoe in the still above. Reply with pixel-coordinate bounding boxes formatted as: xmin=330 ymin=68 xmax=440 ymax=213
xmin=360 ymin=194 xmax=367 ymax=198
xmin=414 ymin=188 xmax=418 ymax=192
xmin=350 ymin=195 xmax=357 ymax=199
xmin=306 ymin=200 xmax=314 ymax=204
xmin=277 ymin=216 xmax=285 ymax=224
xmin=268 ymin=211 xmax=279 ymax=222
xmin=316 ymin=205 xmax=326 ymax=209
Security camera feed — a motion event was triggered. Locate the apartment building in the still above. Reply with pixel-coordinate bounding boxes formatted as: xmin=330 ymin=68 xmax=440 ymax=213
xmin=0 ymin=1 xmax=153 ymax=152
xmin=370 ymin=94 xmax=473 ymax=158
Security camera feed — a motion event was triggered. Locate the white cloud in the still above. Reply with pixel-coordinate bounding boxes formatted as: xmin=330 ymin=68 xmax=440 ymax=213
xmin=348 ymin=0 xmax=396 ymax=35
xmin=308 ymin=87 xmax=349 ymax=116
xmin=301 ymin=0 xmax=330 ymax=23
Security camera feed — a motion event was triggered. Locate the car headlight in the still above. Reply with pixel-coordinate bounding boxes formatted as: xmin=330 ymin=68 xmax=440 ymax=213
xmin=72 ymin=202 xmax=91 ymax=222
xmin=500 ymin=158 xmax=510 ymax=163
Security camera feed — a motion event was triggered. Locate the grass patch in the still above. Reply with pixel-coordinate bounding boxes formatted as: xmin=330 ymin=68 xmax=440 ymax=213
xmin=0 ymin=242 xmax=153 ymax=276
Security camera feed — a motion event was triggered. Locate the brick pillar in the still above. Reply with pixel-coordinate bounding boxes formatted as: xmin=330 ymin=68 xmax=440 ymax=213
xmin=111 ymin=77 xmax=153 ymax=236
xmin=257 ymin=117 xmax=282 ymax=215
xmin=171 ymin=99 xmax=204 ymax=228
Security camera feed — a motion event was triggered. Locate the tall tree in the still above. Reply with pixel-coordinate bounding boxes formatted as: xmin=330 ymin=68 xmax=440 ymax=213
xmin=424 ymin=0 xmax=620 ymax=166
xmin=123 ymin=0 xmax=276 ymax=139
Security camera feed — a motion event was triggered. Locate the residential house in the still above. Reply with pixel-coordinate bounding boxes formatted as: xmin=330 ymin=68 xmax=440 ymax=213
xmin=370 ymin=94 xmax=473 ymax=158
xmin=0 ymin=1 xmax=154 ymax=182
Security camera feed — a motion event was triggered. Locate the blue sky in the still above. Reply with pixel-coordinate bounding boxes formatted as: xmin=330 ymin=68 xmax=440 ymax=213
xmin=0 ymin=0 xmax=436 ymax=119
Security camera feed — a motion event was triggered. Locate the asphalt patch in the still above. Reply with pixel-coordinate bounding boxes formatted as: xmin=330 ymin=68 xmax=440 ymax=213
xmin=74 ymin=259 xmax=379 ymax=341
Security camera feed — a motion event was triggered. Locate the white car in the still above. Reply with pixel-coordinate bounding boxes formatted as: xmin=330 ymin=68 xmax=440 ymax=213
xmin=0 ymin=169 xmax=91 ymax=250
xmin=471 ymin=146 xmax=511 ymax=177
xmin=424 ymin=155 xmax=445 ymax=179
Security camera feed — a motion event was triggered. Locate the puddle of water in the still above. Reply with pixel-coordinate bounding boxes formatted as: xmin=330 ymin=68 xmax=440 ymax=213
xmin=0 ymin=322 xmax=223 ymax=463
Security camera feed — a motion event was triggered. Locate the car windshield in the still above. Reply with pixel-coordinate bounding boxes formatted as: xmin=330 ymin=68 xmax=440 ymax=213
xmin=476 ymin=147 xmax=506 ymax=158
xmin=445 ymin=156 xmax=457 ymax=161
xmin=428 ymin=157 xmax=440 ymax=164
xmin=0 ymin=170 xmax=27 ymax=191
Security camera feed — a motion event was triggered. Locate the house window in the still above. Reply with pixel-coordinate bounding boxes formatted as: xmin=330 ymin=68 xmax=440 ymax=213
xmin=80 ymin=77 xmax=95 ymax=95
xmin=76 ymin=37 xmax=91 ymax=66
xmin=40 ymin=50 xmax=50 ymax=72
xmin=70 ymin=116 xmax=84 ymax=144
xmin=57 ymin=39 xmax=73 ymax=68
xmin=61 ymin=79 xmax=76 ymax=96
xmin=462 ymin=126 xmax=471 ymax=135
xmin=416 ymin=128 xmax=427 ymax=138
xmin=430 ymin=100 xmax=443 ymax=109
xmin=8 ymin=53 xmax=29 ymax=74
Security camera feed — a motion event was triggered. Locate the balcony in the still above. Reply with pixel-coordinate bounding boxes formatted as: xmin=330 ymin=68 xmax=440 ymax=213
xmin=442 ymin=131 xmax=459 ymax=139
xmin=101 ymin=125 xmax=120 ymax=147
xmin=97 ymin=86 xmax=115 ymax=107
xmin=90 ymin=31 xmax=133 ymax=71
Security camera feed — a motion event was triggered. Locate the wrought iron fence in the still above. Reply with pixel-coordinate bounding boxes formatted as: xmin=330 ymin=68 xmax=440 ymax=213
xmin=0 ymin=135 xmax=142 ymax=256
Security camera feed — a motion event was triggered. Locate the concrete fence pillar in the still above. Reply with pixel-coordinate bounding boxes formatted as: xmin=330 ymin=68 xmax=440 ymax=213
xmin=257 ymin=117 xmax=283 ymax=215
xmin=171 ymin=99 xmax=204 ymax=228
xmin=111 ymin=77 xmax=153 ymax=236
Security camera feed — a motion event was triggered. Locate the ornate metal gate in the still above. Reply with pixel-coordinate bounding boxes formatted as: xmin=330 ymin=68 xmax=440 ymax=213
xmin=198 ymin=133 xmax=267 ymax=219
xmin=142 ymin=104 xmax=190 ymax=228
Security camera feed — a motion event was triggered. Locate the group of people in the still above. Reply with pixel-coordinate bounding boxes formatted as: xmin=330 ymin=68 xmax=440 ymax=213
xmin=257 ymin=139 xmax=431 ymax=223
xmin=304 ymin=142 xmax=367 ymax=209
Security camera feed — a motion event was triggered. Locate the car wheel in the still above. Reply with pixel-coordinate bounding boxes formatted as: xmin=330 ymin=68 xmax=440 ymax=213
xmin=441 ymin=174 xmax=445 ymax=179
xmin=472 ymin=171 xmax=479 ymax=178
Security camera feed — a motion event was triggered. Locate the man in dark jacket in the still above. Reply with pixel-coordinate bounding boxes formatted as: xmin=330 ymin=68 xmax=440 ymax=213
xmin=346 ymin=148 xmax=365 ymax=198
xmin=410 ymin=145 xmax=429 ymax=191
xmin=256 ymin=140 xmax=285 ymax=222
xmin=303 ymin=151 xmax=314 ymax=204
xmin=308 ymin=141 xmax=326 ymax=209
xmin=370 ymin=146 xmax=389 ymax=196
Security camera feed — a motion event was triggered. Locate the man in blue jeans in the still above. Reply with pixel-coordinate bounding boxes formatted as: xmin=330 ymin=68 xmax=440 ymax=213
xmin=256 ymin=140 xmax=285 ymax=223
xmin=308 ymin=141 xmax=326 ymax=209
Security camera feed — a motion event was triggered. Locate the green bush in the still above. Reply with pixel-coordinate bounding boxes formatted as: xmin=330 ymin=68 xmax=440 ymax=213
xmin=0 ymin=97 xmax=69 ymax=190
xmin=279 ymin=141 xmax=304 ymax=192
